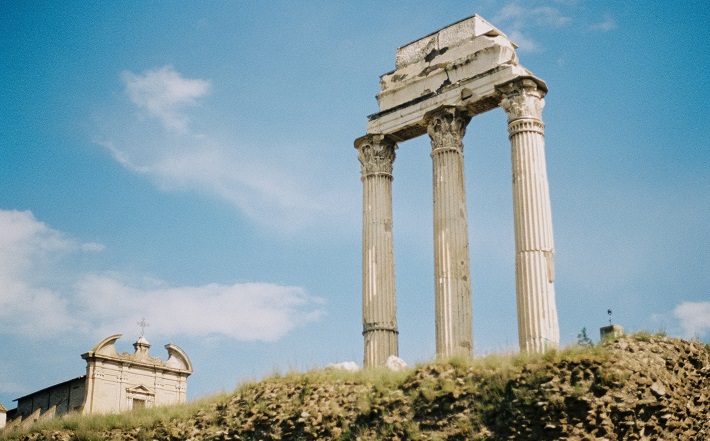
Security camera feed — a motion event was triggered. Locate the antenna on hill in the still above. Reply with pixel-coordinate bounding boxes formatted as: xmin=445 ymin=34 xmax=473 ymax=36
xmin=607 ymin=309 xmax=613 ymax=325
xmin=137 ymin=318 xmax=150 ymax=337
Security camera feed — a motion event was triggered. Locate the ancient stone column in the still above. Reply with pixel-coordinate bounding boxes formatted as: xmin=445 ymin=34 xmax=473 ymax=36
xmin=500 ymin=79 xmax=560 ymax=353
xmin=356 ymin=134 xmax=399 ymax=367
xmin=427 ymin=107 xmax=473 ymax=358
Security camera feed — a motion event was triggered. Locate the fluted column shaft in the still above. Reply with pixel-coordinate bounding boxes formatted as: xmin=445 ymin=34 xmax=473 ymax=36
xmin=356 ymin=134 xmax=399 ymax=367
xmin=427 ymin=108 xmax=473 ymax=358
xmin=500 ymin=79 xmax=560 ymax=353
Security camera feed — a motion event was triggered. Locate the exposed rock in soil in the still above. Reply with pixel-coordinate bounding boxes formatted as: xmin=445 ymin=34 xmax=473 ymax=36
xmin=6 ymin=335 xmax=709 ymax=441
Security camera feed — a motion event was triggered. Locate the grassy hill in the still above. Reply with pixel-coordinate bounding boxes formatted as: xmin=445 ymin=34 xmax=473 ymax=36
xmin=2 ymin=333 xmax=709 ymax=440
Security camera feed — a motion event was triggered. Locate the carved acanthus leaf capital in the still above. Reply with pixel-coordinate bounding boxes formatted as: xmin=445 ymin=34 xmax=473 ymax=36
xmin=426 ymin=107 xmax=471 ymax=153
xmin=356 ymin=134 xmax=397 ymax=177
xmin=499 ymin=79 xmax=545 ymax=122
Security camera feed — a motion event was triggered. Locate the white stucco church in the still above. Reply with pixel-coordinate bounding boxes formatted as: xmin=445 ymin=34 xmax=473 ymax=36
xmin=3 ymin=334 xmax=192 ymax=429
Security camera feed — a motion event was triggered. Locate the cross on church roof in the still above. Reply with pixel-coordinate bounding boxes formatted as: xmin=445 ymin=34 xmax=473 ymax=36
xmin=137 ymin=318 xmax=150 ymax=337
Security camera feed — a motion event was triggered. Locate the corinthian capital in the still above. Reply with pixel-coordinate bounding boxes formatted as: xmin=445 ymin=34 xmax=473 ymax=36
xmin=356 ymin=134 xmax=397 ymax=177
xmin=426 ymin=107 xmax=471 ymax=154
xmin=499 ymin=79 xmax=546 ymax=122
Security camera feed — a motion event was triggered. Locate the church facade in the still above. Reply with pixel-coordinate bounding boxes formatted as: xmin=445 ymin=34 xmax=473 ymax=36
xmin=6 ymin=334 xmax=192 ymax=428
xmin=81 ymin=334 xmax=192 ymax=414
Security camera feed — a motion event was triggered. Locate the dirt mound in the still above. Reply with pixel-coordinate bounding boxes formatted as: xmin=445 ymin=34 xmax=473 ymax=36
xmin=7 ymin=335 xmax=710 ymax=440
xmin=496 ymin=335 xmax=710 ymax=440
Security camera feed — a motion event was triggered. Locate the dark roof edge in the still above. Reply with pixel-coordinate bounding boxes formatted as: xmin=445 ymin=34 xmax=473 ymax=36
xmin=13 ymin=376 xmax=86 ymax=402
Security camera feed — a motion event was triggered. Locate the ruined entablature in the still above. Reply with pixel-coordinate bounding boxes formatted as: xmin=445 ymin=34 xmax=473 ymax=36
xmin=367 ymin=14 xmax=546 ymax=142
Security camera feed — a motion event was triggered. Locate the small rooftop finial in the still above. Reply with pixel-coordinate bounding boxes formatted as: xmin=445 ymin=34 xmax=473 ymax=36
xmin=607 ymin=309 xmax=613 ymax=325
xmin=137 ymin=318 xmax=150 ymax=337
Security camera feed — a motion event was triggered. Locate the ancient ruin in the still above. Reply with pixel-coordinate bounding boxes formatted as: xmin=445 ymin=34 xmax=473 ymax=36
xmin=356 ymin=15 xmax=560 ymax=366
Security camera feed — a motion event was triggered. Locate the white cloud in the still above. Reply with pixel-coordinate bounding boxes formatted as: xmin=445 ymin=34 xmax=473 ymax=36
xmin=590 ymin=15 xmax=617 ymax=32
xmin=493 ymin=3 xmax=571 ymax=52
xmin=95 ymin=136 xmax=342 ymax=232
xmin=494 ymin=4 xmax=571 ymax=29
xmin=81 ymin=242 xmax=106 ymax=252
xmin=0 ymin=210 xmax=78 ymax=336
xmin=74 ymin=275 xmax=324 ymax=342
xmin=509 ymin=30 xmax=540 ymax=53
xmin=0 ymin=210 xmax=71 ymax=270
xmin=0 ymin=210 xmax=324 ymax=342
xmin=97 ymin=66 xmax=356 ymax=233
xmin=673 ymin=301 xmax=710 ymax=338
xmin=121 ymin=66 xmax=211 ymax=133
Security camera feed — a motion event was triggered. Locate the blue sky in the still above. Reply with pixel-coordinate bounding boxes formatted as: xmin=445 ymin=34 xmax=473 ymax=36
xmin=1 ymin=1 xmax=708 ymax=407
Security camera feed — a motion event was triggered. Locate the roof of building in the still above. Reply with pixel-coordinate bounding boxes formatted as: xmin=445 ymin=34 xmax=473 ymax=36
xmin=13 ymin=376 xmax=86 ymax=402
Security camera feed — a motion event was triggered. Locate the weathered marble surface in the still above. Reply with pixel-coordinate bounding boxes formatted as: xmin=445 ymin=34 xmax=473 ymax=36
xmin=367 ymin=15 xmax=543 ymax=142
xmin=356 ymin=135 xmax=399 ymax=367
xmin=357 ymin=14 xmax=560 ymax=366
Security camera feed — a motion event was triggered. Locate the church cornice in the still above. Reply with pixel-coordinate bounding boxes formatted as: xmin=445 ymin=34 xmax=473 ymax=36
xmin=81 ymin=335 xmax=193 ymax=375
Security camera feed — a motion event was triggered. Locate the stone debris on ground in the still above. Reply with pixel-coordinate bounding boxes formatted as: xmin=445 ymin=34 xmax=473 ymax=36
xmin=325 ymin=362 xmax=360 ymax=372
xmin=385 ymin=356 xmax=408 ymax=372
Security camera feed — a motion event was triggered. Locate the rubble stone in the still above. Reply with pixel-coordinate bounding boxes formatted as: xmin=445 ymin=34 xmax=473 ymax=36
xmin=4 ymin=335 xmax=708 ymax=440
